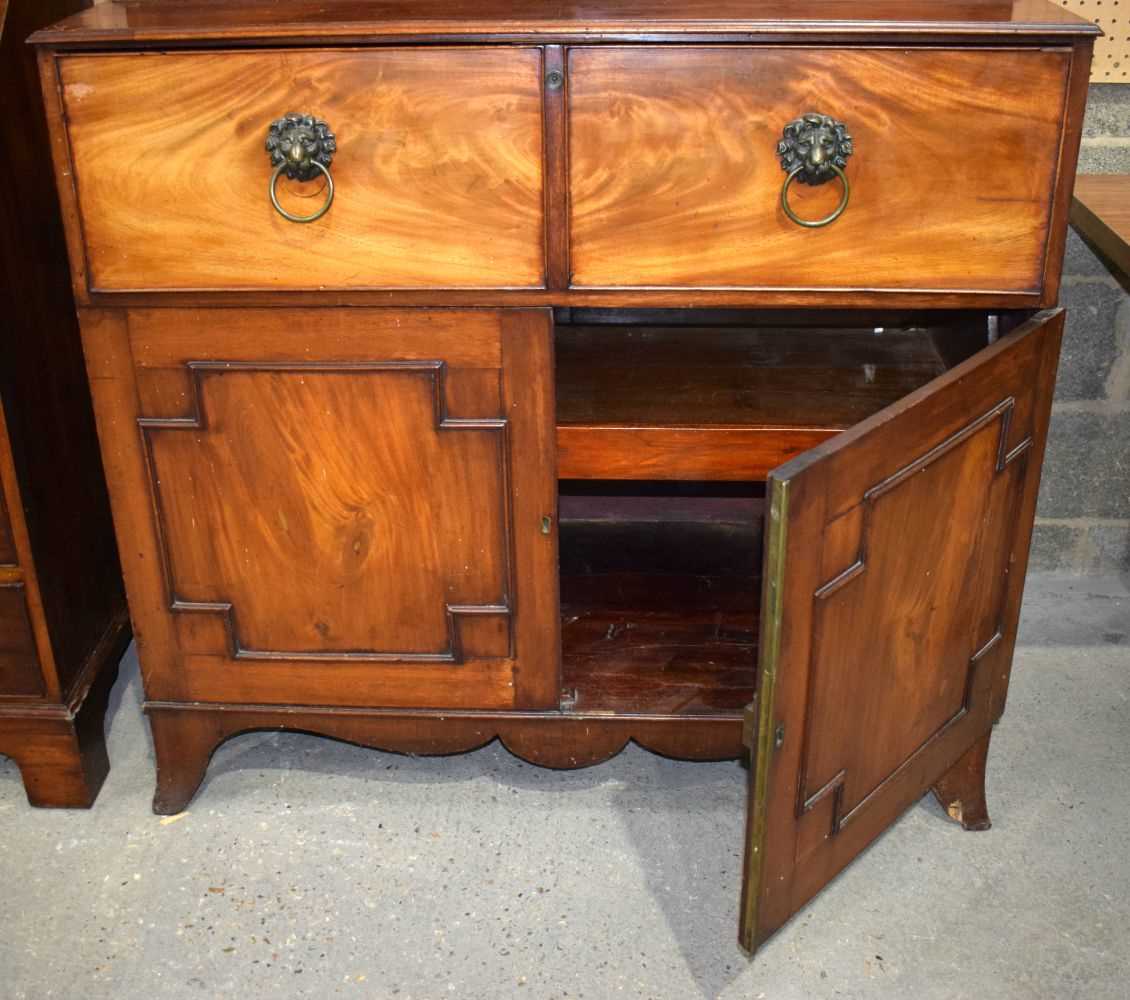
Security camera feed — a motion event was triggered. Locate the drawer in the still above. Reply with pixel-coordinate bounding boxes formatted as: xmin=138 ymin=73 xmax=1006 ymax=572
xmin=56 ymin=49 xmax=545 ymax=291
xmin=569 ymin=47 xmax=1070 ymax=293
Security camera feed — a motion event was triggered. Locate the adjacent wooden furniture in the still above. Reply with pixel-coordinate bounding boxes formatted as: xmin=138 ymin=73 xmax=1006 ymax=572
xmin=1072 ymin=174 xmax=1130 ymax=277
xmin=32 ymin=0 xmax=1097 ymax=952
xmin=0 ymin=0 xmax=129 ymax=807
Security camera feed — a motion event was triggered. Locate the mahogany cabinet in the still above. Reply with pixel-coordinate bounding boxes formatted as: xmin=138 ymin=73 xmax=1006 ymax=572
xmin=0 ymin=0 xmax=129 ymax=807
xmin=32 ymin=0 xmax=1096 ymax=953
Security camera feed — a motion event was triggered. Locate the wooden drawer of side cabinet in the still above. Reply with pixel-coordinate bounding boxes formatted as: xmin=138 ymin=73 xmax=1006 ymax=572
xmin=53 ymin=49 xmax=545 ymax=292
xmin=569 ymin=47 xmax=1070 ymax=294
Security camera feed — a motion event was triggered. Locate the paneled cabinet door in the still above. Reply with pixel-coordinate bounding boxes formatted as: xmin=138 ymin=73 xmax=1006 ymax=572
xmin=85 ymin=308 xmax=559 ymax=712
xmin=740 ymin=310 xmax=1064 ymax=952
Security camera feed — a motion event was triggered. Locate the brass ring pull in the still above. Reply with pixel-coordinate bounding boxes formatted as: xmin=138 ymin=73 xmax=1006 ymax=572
xmin=269 ymin=160 xmax=334 ymax=224
xmin=265 ymin=113 xmax=336 ymax=224
xmin=777 ymin=112 xmax=854 ymax=230
xmin=780 ymin=162 xmax=849 ymax=229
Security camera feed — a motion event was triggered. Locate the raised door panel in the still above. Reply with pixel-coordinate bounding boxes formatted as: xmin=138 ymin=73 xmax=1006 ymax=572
xmin=149 ymin=366 xmax=511 ymax=660
xmin=93 ymin=308 xmax=558 ymax=710
xmin=55 ymin=49 xmax=545 ymax=291
xmin=740 ymin=310 xmax=1064 ymax=952
xmin=569 ymin=47 xmax=1069 ymax=292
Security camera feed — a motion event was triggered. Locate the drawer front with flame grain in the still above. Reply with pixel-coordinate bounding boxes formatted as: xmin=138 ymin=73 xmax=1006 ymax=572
xmin=568 ymin=47 xmax=1070 ymax=294
xmin=57 ymin=48 xmax=546 ymax=292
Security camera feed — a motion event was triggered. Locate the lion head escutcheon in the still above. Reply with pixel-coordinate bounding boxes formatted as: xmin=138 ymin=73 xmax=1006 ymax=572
xmin=776 ymin=112 xmax=853 ymax=228
xmin=264 ymin=113 xmax=337 ymax=223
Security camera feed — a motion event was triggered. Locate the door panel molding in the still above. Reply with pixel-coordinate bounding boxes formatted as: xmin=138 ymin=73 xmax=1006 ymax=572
xmin=741 ymin=309 xmax=1065 ymax=954
xmin=795 ymin=397 xmax=1031 ymax=838
xmin=139 ymin=360 xmax=515 ymax=665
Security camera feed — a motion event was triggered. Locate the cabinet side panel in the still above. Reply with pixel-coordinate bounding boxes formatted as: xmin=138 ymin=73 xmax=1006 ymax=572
xmin=1039 ymin=37 xmax=1094 ymax=306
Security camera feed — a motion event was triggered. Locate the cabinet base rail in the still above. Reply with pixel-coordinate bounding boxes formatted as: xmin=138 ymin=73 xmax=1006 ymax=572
xmin=146 ymin=701 xmax=746 ymax=815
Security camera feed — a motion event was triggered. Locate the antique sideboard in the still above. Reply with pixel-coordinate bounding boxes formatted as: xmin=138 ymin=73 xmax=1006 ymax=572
xmin=0 ymin=0 xmax=129 ymax=808
xmin=32 ymin=0 xmax=1096 ymax=953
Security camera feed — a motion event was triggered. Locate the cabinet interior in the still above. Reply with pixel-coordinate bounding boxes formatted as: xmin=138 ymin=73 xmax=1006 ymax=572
xmin=552 ymin=308 xmax=1015 ymax=718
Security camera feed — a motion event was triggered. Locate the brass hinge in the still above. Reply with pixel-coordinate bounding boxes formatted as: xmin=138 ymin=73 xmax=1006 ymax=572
xmin=743 ymin=701 xmax=785 ymax=754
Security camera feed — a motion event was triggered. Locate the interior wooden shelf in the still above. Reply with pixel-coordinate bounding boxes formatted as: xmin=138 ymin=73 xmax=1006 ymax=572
xmin=558 ymin=493 xmax=762 ymax=716
xmin=556 ymin=324 xmax=952 ymax=481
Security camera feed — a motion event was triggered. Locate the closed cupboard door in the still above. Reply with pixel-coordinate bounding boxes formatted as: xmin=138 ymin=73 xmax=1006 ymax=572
xmin=82 ymin=307 xmax=559 ymax=711
xmin=741 ymin=310 xmax=1064 ymax=951
xmin=569 ymin=47 xmax=1069 ymax=293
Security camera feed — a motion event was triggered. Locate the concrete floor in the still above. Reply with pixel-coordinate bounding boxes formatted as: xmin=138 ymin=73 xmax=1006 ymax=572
xmin=0 ymin=574 xmax=1127 ymax=1000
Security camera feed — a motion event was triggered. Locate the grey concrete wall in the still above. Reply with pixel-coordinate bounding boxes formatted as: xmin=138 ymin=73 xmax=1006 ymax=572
xmin=1032 ymin=84 xmax=1130 ymax=575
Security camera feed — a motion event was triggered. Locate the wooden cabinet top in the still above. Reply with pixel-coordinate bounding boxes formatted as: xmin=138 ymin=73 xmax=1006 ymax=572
xmin=31 ymin=0 xmax=1100 ymax=48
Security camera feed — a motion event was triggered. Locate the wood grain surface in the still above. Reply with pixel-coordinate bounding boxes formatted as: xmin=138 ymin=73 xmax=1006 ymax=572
xmin=0 ymin=0 xmax=131 ymax=807
xmin=930 ymin=730 xmax=993 ymax=831
xmin=30 ymin=0 xmax=1100 ymax=47
xmin=570 ymin=47 xmax=1069 ymax=292
xmin=559 ymin=508 xmax=760 ymax=714
xmin=0 ymin=644 xmax=123 ymax=808
xmin=0 ymin=489 xmax=17 ymax=565
xmin=0 ymin=584 xmax=44 ymax=698
xmin=57 ymin=49 xmax=545 ymax=291
xmin=148 ymin=368 xmax=513 ymax=658
xmin=742 ymin=309 xmax=1064 ymax=951
xmin=557 ymin=426 xmax=838 ymax=481
xmin=83 ymin=307 xmax=559 ymax=712
xmin=555 ymin=323 xmax=952 ymax=479
xmin=1071 ymin=174 xmax=1130 ymax=279
xmin=146 ymin=701 xmax=745 ymax=814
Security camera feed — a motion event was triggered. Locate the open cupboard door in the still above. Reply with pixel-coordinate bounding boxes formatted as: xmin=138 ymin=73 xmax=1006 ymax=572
xmin=739 ymin=310 xmax=1065 ymax=953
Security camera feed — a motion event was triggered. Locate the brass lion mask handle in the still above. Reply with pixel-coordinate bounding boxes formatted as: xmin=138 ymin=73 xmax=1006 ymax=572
xmin=777 ymin=112 xmax=853 ymax=229
xmin=265 ymin=113 xmax=336 ymax=224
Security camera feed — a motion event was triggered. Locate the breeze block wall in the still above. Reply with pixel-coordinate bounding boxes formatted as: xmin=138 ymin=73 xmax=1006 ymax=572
xmin=1033 ymin=84 xmax=1130 ymax=575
